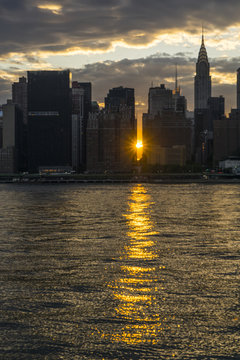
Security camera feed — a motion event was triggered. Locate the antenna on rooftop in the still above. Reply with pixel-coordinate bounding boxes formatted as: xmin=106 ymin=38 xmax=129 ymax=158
xmin=202 ymin=22 xmax=205 ymax=44
xmin=175 ymin=63 xmax=178 ymax=91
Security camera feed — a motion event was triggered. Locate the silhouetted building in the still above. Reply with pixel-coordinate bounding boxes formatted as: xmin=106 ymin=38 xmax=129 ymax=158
xmin=105 ymin=86 xmax=135 ymax=125
xmin=91 ymin=101 xmax=99 ymax=113
xmin=208 ymin=96 xmax=225 ymax=131
xmin=237 ymin=68 xmax=240 ymax=109
xmin=78 ymin=82 xmax=92 ymax=121
xmin=72 ymin=81 xmax=84 ymax=171
xmin=75 ymin=82 xmax=92 ymax=169
xmin=143 ymin=110 xmax=192 ymax=166
xmin=174 ymin=93 xmax=187 ymax=115
xmin=0 ymin=107 xmax=2 ymax=149
xmin=195 ymin=96 xmax=225 ymax=165
xmin=0 ymin=100 xmax=24 ymax=173
xmin=148 ymin=84 xmax=173 ymax=116
xmin=194 ymin=33 xmax=211 ymax=110
xmin=143 ymin=81 xmax=191 ymax=166
xmin=172 ymin=66 xmax=187 ymax=115
xmin=12 ymin=76 xmax=28 ymax=169
xmin=27 ymin=70 xmax=72 ymax=173
xmin=12 ymin=77 xmax=28 ymax=125
xmin=213 ymin=109 xmax=240 ymax=165
xmin=86 ymin=104 xmax=136 ymax=173
xmin=194 ymin=33 xmax=212 ymax=165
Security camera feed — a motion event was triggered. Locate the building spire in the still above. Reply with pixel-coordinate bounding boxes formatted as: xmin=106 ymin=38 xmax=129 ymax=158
xmin=175 ymin=63 xmax=178 ymax=91
xmin=202 ymin=23 xmax=204 ymax=45
xmin=198 ymin=26 xmax=208 ymax=63
xmin=173 ymin=63 xmax=180 ymax=95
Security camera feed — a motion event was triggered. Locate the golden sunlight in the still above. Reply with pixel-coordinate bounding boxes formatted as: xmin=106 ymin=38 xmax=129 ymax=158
xmin=136 ymin=141 xmax=143 ymax=149
xmin=136 ymin=117 xmax=143 ymax=160
xmin=37 ymin=4 xmax=62 ymax=15
xmin=101 ymin=185 xmax=166 ymax=345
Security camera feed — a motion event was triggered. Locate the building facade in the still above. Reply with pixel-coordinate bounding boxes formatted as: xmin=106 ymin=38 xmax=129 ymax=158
xmin=0 ymin=100 xmax=24 ymax=173
xmin=213 ymin=109 xmax=240 ymax=164
xmin=77 ymin=82 xmax=92 ymax=168
xmin=148 ymin=84 xmax=173 ymax=116
xmin=105 ymin=86 xmax=135 ymax=125
xmin=0 ymin=107 xmax=2 ymax=149
xmin=72 ymin=82 xmax=84 ymax=171
xmin=27 ymin=70 xmax=72 ymax=173
xmin=86 ymin=103 xmax=136 ymax=173
xmin=194 ymin=34 xmax=213 ymax=165
xmin=12 ymin=77 xmax=28 ymax=125
xmin=237 ymin=68 xmax=240 ymax=110
xmin=143 ymin=110 xmax=192 ymax=166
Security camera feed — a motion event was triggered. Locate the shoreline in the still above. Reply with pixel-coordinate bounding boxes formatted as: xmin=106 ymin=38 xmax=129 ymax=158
xmin=0 ymin=174 xmax=240 ymax=185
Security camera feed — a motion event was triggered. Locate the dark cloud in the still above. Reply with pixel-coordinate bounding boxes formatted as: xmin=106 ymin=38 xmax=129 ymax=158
xmin=211 ymin=57 xmax=240 ymax=74
xmin=0 ymin=0 xmax=240 ymax=57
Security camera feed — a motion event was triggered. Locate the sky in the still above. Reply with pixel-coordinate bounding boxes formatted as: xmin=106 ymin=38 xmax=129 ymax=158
xmin=0 ymin=0 xmax=240 ymax=115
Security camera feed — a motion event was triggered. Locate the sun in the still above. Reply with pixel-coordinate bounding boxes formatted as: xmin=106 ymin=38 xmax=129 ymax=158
xmin=136 ymin=141 xmax=143 ymax=149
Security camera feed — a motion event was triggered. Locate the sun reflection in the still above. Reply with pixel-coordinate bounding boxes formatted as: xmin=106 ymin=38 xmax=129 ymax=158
xmin=103 ymin=184 xmax=169 ymax=345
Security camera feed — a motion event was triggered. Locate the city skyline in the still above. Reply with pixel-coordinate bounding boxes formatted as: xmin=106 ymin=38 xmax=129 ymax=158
xmin=1 ymin=1 xmax=240 ymax=114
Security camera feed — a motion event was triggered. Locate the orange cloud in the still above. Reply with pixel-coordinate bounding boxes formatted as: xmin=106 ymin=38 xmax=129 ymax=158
xmin=37 ymin=4 xmax=62 ymax=15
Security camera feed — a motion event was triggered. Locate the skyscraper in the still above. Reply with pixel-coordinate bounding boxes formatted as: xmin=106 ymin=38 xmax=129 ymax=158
xmin=72 ymin=81 xmax=84 ymax=171
xmin=172 ymin=67 xmax=187 ymax=115
xmin=0 ymin=106 xmax=3 ymax=149
xmin=76 ymin=82 xmax=92 ymax=169
xmin=237 ymin=68 xmax=240 ymax=109
xmin=12 ymin=77 xmax=28 ymax=124
xmin=194 ymin=33 xmax=211 ymax=110
xmin=148 ymin=84 xmax=173 ymax=116
xmin=105 ymin=86 xmax=135 ymax=125
xmin=0 ymin=100 xmax=24 ymax=173
xmin=194 ymin=32 xmax=212 ymax=165
xmin=27 ymin=70 xmax=72 ymax=173
xmin=87 ymin=87 xmax=136 ymax=173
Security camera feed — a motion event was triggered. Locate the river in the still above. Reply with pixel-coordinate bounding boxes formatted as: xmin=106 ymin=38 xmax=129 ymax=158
xmin=1 ymin=183 xmax=240 ymax=359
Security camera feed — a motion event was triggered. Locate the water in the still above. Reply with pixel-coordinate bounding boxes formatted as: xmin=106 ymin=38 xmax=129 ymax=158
xmin=0 ymin=183 xmax=240 ymax=359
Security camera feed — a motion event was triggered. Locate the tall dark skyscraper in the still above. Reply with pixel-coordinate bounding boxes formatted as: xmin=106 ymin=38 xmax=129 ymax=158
xmin=148 ymin=84 xmax=173 ymax=116
xmin=0 ymin=100 xmax=25 ymax=173
xmin=72 ymin=81 xmax=84 ymax=171
xmin=78 ymin=82 xmax=92 ymax=122
xmin=194 ymin=32 xmax=212 ymax=165
xmin=75 ymin=82 xmax=92 ymax=169
xmin=194 ymin=33 xmax=211 ymax=110
xmin=27 ymin=70 xmax=72 ymax=173
xmin=237 ymin=68 xmax=240 ymax=109
xmin=12 ymin=77 xmax=28 ymax=125
xmin=105 ymin=86 xmax=135 ymax=125
xmin=86 ymin=86 xmax=136 ymax=173
xmin=208 ymin=96 xmax=225 ymax=130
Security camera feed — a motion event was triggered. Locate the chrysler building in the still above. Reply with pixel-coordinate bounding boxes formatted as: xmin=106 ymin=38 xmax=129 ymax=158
xmin=194 ymin=32 xmax=211 ymax=109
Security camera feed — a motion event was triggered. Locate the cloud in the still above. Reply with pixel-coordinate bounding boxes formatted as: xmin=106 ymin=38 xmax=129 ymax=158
xmin=71 ymin=54 xmax=239 ymax=113
xmin=1 ymin=0 xmax=240 ymax=59
xmin=0 ymin=77 xmax=12 ymax=104
xmin=0 ymin=52 xmax=239 ymax=113
xmin=37 ymin=4 xmax=63 ymax=15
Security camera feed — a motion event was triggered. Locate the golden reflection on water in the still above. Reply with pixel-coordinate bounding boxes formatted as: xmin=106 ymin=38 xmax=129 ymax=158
xmin=105 ymin=184 xmax=168 ymax=345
